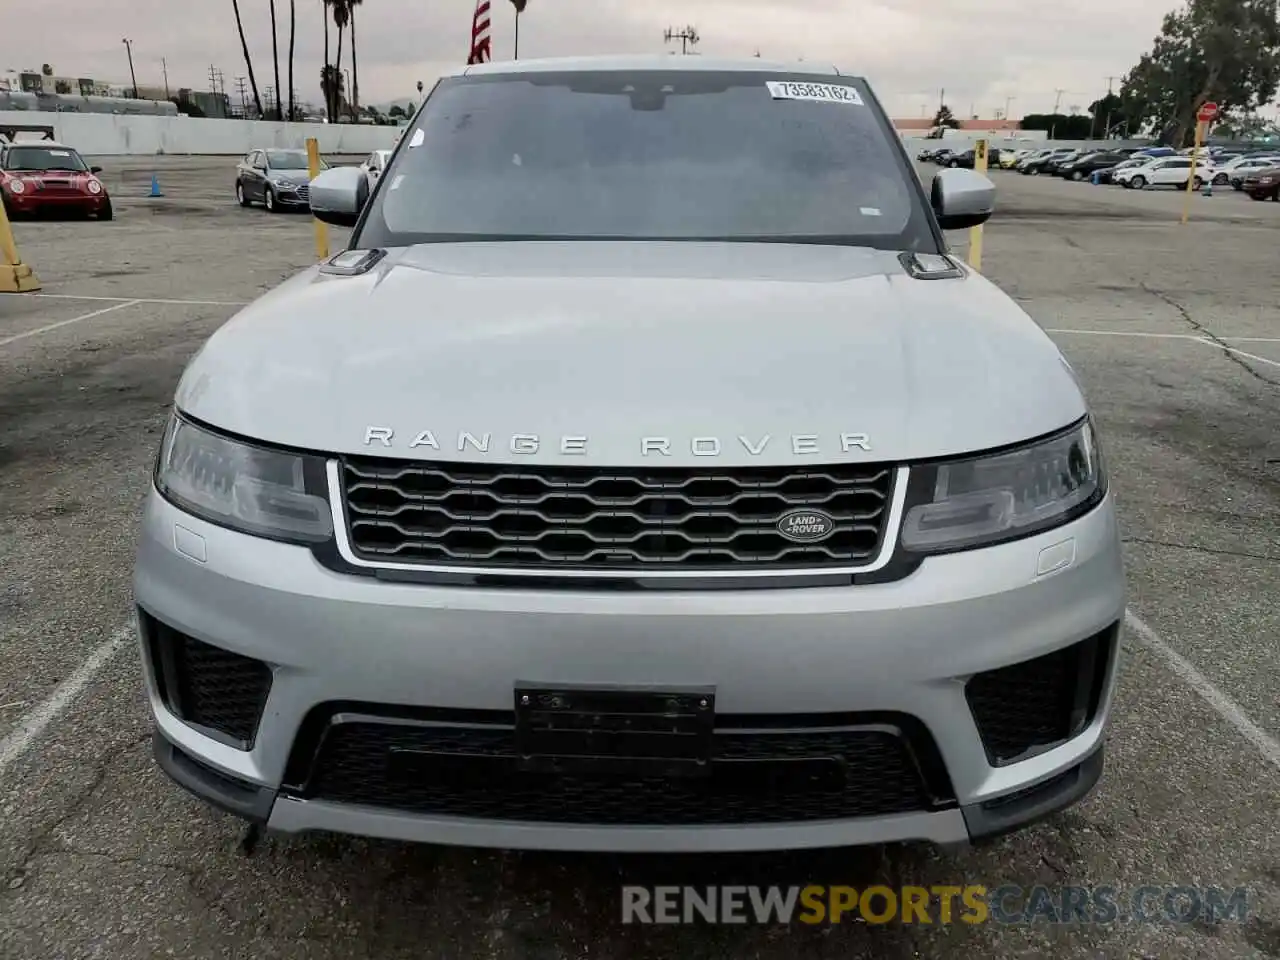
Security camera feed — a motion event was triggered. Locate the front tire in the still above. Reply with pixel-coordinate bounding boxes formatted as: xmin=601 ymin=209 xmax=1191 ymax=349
xmin=98 ymin=198 xmax=113 ymax=221
xmin=264 ymin=187 xmax=278 ymax=213
xmin=1071 ymin=170 xmax=1084 ymax=181
xmin=948 ymin=160 xmax=959 ymax=168
xmin=1130 ymin=175 xmax=1146 ymax=189
xmin=1193 ymin=176 xmax=1204 ymax=190
xmin=1213 ymin=173 xmax=1228 ymax=185
xmin=236 ymin=180 xmax=251 ymax=207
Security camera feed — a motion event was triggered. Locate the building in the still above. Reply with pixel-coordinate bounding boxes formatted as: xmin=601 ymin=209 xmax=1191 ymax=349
xmin=892 ymin=117 xmax=1022 ymax=136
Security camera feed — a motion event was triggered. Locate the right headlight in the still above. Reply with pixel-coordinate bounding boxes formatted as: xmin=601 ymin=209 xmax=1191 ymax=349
xmin=900 ymin=418 xmax=1106 ymax=554
xmin=154 ymin=414 xmax=333 ymax=544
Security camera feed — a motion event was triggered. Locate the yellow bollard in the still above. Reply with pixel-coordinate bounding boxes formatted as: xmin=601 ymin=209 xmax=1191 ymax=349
xmin=0 ymin=194 xmax=41 ymax=293
xmin=306 ymin=138 xmax=329 ymax=260
xmin=1181 ymin=120 xmax=1207 ymax=225
xmin=967 ymin=138 xmax=987 ymax=272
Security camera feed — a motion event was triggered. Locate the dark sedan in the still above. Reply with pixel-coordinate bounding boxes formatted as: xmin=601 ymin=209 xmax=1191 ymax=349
xmin=940 ymin=146 xmax=1001 ymax=169
xmin=1242 ymin=166 xmax=1280 ymax=201
xmin=1056 ymin=151 xmax=1130 ymax=181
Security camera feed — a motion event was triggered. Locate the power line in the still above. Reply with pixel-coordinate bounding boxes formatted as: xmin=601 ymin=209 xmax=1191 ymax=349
xmin=663 ymin=25 xmax=700 ymax=55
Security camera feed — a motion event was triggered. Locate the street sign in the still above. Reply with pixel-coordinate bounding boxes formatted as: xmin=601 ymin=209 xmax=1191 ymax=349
xmin=1197 ymin=102 xmax=1219 ymax=123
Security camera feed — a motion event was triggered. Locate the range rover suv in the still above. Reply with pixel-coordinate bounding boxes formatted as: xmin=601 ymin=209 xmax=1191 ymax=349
xmin=135 ymin=55 xmax=1125 ymax=853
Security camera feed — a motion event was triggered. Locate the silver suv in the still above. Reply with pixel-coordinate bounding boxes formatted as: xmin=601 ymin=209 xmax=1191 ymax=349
xmin=135 ymin=56 xmax=1125 ymax=853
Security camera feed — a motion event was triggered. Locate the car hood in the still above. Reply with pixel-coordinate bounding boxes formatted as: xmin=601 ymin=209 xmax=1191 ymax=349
xmin=176 ymin=242 xmax=1087 ymax=467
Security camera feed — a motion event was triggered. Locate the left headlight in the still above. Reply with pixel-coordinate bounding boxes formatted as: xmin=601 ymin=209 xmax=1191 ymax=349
xmin=155 ymin=414 xmax=333 ymax=544
xmin=900 ymin=418 xmax=1106 ymax=554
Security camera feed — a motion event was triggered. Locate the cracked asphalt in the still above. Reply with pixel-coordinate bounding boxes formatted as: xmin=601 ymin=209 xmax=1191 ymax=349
xmin=0 ymin=156 xmax=1277 ymax=959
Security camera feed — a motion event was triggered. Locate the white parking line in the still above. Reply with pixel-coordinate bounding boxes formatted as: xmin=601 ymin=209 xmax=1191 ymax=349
xmin=1194 ymin=338 xmax=1280 ymax=369
xmin=1046 ymin=328 xmax=1280 ymax=344
xmin=0 ymin=293 xmax=248 ymax=307
xmin=1125 ymin=610 xmax=1280 ymax=772
xmin=0 ymin=623 xmax=133 ymax=778
xmin=0 ymin=300 xmax=142 ymax=347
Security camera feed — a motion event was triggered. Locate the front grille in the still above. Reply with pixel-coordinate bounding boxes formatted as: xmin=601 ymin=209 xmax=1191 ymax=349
xmin=339 ymin=458 xmax=895 ymax=571
xmin=295 ymin=183 xmax=310 ymax=201
xmin=142 ymin=612 xmax=273 ymax=749
xmin=966 ymin=626 xmax=1115 ymax=766
xmin=285 ymin=711 xmax=953 ymax=825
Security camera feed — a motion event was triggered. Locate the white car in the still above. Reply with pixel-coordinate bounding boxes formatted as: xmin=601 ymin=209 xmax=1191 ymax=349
xmin=358 ymin=149 xmax=393 ymax=190
xmin=1218 ymin=155 xmax=1280 ymax=189
xmin=1114 ymin=155 xmax=1214 ymax=190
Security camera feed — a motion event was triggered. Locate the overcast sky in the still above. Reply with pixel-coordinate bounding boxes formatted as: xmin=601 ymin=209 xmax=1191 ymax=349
xmin=11 ymin=0 xmax=1186 ymax=118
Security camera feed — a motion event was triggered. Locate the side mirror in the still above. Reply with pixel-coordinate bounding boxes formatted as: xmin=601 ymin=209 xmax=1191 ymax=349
xmin=931 ymin=168 xmax=995 ymax=230
xmin=309 ymin=165 xmax=369 ymax=227
xmin=90 ymin=165 xmax=103 ymax=174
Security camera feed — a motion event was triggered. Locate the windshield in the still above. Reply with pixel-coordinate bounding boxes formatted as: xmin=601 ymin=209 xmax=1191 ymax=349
xmin=266 ymin=150 xmax=311 ymax=169
xmin=3 ymin=146 xmax=89 ymax=172
xmin=356 ymin=70 xmax=937 ymax=251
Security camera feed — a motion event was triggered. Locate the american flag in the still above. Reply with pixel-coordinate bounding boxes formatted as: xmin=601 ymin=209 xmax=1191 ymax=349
xmin=467 ymin=0 xmax=492 ymax=64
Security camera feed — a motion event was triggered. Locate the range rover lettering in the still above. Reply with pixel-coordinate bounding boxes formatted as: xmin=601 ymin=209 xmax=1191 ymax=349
xmin=135 ymin=55 xmax=1125 ymax=853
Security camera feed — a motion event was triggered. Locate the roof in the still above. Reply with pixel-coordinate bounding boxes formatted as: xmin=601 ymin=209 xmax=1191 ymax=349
xmin=2 ymin=139 xmax=77 ymax=150
xmin=444 ymin=54 xmax=844 ymax=79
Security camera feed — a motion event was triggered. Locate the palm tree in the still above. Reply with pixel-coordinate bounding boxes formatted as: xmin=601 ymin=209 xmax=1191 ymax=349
xmin=269 ymin=0 xmax=283 ymax=120
xmin=348 ymin=0 xmax=363 ymax=121
xmin=321 ymin=0 xmax=333 ymax=121
xmin=320 ymin=64 xmax=344 ymax=119
xmin=331 ymin=0 xmax=350 ymax=120
xmin=231 ymin=0 xmax=265 ymax=118
xmin=287 ymin=0 xmax=296 ymax=120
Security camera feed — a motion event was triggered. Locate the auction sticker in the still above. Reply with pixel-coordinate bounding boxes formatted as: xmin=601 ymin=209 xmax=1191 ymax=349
xmin=766 ymin=81 xmax=863 ymax=105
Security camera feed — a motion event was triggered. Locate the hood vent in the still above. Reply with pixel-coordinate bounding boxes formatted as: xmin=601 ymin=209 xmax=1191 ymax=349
xmin=899 ymin=252 xmax=966 ymax=280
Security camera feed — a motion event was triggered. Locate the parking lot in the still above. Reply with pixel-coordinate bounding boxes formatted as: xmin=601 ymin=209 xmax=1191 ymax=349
xmin=1 ymin=155 xmax=1278 ymax=959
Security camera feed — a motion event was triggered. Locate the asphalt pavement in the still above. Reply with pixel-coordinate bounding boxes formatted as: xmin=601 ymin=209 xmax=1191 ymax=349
xmin=0 ymin=156 xmax=1277 ymax=959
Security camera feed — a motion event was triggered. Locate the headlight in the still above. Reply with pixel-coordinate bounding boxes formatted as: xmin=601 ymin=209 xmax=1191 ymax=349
xmin=6 ymin=179 xmax=25 ymax=194
xmin=274 ymin=177 xmax=297 ymax=187
xmin=86 ymin=179 xmax=103 ymax=195
xmin=900 ymin=419 xmax=1105 ymax=554
xmin=155 ymin=415 xmax=333 ymax=543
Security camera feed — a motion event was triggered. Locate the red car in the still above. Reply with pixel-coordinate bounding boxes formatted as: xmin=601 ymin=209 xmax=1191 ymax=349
xmin=0 ymin=141 xmax=113 ymax=220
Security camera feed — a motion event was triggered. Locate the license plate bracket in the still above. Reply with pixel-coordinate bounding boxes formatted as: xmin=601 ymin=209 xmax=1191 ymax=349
xmin=514 ymin=682 xmax=716 ymax=778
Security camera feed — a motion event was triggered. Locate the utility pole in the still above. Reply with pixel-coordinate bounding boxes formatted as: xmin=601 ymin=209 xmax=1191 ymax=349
xmin=1102 ymin=76 xmax=1120 ymax=142
xmin=1050 ymin=88 xmax=1065 ymax=139
xmin=663 ymin=25 xmax=700 ymax=55
xmin=234 ymin=76 xmax=249 ymax=117
xmin=161 ymin=57 xmax=170 ymax=100
xmin=122 ymin=38 xmax=139 ymax=99
xmin=1004 ymin=96 xmax=1015 ymax=122
xmin=208 ymin=64 xmax=219 ymax=96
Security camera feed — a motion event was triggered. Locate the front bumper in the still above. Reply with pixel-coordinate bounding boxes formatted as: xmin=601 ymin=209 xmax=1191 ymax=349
xmin=4 ymin=192 xmax=106 ymax=215
xmin=134 ymin=487 xmax=1126 ymax=852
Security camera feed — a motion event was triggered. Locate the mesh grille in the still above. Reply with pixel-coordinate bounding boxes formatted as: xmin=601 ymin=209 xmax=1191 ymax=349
xmin=966 ymin=629 xmax=1111 ymax=765
xmin=340 ymin=457 xmax=894 ymax=571
xmin=293 ymin=718 xmax=945 ymax=825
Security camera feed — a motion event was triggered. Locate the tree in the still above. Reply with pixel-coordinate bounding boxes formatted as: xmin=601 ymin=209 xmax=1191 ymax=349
xmin=1088 ymin=93 xmax=1129 ymax=138
xmin=932 ymin=104 xmax=961 ymax=129
xmin=321 ymin=0 xmax=332 ymax=121
xmin=41 ymin=64 xmax=53 ymax=76
xmin=288 ymin=0 xmax=296 ymax=122
xmin=1119 ymin=0 xmax=1280 ymax=146
xmin=320 ymin=64 xmax=345 ymax=118
xmin=511 ymin=0 xmax=528 ymax=59
xmin=332 ymin=0 xmax=350 ymax=120
xmin=388 ymin=103 xmax=406 ymax=118
xmin=231 ymin=0 xmax=265 ymax=119
xmin=269 ymin=0 xmax=283 ymax=120
xmin=349 ymin=0 xmax=363 ymax=120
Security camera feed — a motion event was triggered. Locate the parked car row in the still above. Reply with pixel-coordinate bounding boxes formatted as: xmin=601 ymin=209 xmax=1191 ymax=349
xmin=916 ymin=141 xmax=1280 ymax=201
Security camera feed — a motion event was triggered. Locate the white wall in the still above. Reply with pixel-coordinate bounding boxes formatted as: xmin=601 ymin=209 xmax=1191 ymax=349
xmin=0 ymin=111 xmax=397 ymax=156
